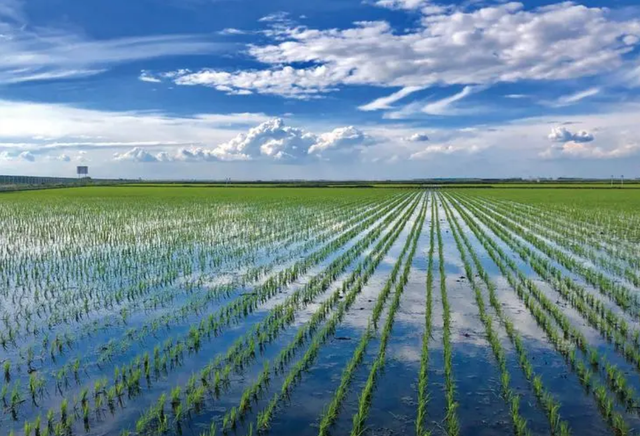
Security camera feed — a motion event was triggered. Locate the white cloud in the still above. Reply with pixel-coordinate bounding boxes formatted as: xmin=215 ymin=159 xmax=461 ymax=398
xmin=0 ymin=150 xmax=36 ymax=162
xmin=75 ymin=118 xmax=368 ymax=164
xmin=163 ymin=3 xmax=640 ymax=101
xmin=410 ymin=144 xmax=478 ymax=159
xmin=0 ymin=2 xmax=220 ymax=84
xmin=0 ymin=99 xmax=271 ymax=153
xmin=259 ymin=12 xmax=291 ymax=23
xmin=171 ymin=66 xmax=343 ymax=99
xmin=177 ymin=119 xmax=368 ymax=161
xmin=139 ymin=71 xmax=162 ymax=83
xmin=113 ymin=147 xmax=171 ymax=163
xmin=373 ymin=0 xmax=431 ymax=10
xmin=218 ymin=28 xmax=249 ymax=36
xmin=541 ymin=141 xmax=640 ymax=160
xmin=548 ymin=126 xmax=594 ymax=143
xmin=0 ymin=99 xmax=370 ymax=164
xmin=358 ymin=86 xmax=424 ymax=111
xmin=308 ymin=126 xmax=367 ymax=155
xmin=405 ymin=133 xmax=430 ymax=142
xmin=422 ymin=86 xmax=485 ymax=115
xmin=548 ymin=87 xmax=601 ymax=107
xmin=194 ymin=118 xmax=314 ymax=161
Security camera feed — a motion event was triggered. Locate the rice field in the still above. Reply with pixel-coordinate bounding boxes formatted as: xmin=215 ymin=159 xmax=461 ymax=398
xmin=1 ymin=185 xmax=639 ymax=436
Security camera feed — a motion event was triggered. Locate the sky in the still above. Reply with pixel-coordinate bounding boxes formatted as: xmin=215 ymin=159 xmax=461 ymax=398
xmin=1 ymin=0 xmax=640 ymax=180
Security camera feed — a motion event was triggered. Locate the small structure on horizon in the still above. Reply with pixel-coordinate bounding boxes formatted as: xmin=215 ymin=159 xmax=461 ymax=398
xmin=77 ymin=166 xmax=89 ymax=178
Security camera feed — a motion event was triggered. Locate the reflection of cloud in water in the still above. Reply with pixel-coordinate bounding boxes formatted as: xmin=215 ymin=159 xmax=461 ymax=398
xmin=390 ymin=343 xmax=422 ymax=364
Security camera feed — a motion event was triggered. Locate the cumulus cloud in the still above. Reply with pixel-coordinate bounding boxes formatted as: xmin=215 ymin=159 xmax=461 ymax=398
xmin=0 ymin=150 xmax=35 ymax=162
xmin=308 ymin=126 xmax=367 ymax=154
xmin=162 ymin=3 xmax=640 ymax=101
xmin=198 ymin=118 xmax=315 ymax=160
xmin=113 ymin=147 xmax=171 ymax=162
xmin=548 ymin=127 xmax=595 ymax=143
xmin=105 ymin=119 xmax=369 ymax=164
xmin=177 ymin=119 xmax=367 ymax=161
xmin=405 ymin=133 xmax=430 ymax=142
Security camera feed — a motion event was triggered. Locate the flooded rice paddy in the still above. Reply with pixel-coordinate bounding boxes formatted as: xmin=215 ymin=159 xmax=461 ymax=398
xmin=1 ymin=186 xmax=639 ymax=436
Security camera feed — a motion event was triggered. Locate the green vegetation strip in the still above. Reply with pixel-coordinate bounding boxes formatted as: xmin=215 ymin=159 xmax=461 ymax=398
xmin=415 ymin=193 xmax=435 ymax=436
xmin=435 ymin=198 xmax=459 ymax=436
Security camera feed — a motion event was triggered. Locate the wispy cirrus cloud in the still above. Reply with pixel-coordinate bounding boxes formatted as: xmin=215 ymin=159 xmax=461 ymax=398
xmin=0 ymin=1 xmax=222 ymax=85
xmin=0 ymin=99 xmax=271 ymax=153
xmin=358 ymin=86 xmax=425 ymax=111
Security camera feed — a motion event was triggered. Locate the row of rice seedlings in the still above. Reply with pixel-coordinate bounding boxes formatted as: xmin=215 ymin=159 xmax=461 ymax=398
xmin=415 ymin=193 xmax=435 ymax=436
xmin=464 ymin=196 xmax=640 ymax=338
xmin=443 ymin=195 xmax=573 ymax=435
xmin=479 ymin=198 xmax=640 ymax=288
xmin=452 ymin=195 xmax=631 ymax=435
xmin=243 ymin=195 xmax=426 ymax=433
xmin=0 ymin=199 xmax=317 ymax=339
xmin=457 ymin=196 xmax=640 ymax=404
xmin=494 ymin=198 xmax=639 ymax=267
xmin=462 ymin=196 xmax=640 ymax=317
xmin=0 ymin=191 xmax=378 ymax=348
xmin=464 ymin=204 xmax=640 ymax=413
xmin=315 ymin=196 xmax=428 ymax=436
xmin=435 ymin=199 xmax=460 ymax=436
xmin=3 ymin=200 xmax=400 ymax=422
xmin=45 ymin=194 xmax=403 ymax=389
xmin=440 ymin=194 xmax=530 ymax=436
xmin=464 ymin=196 xmax=640 ymax=332
xmin=198 ymin=195 xmax=416 ymax=381
xmin=11 ymin=194 xmax=414 ymax=433
xmin=130 ymin=193 xmax=421 ymax=435
xmin=91 ymin=194 xmax=422 ymax=436
xmin=349 ymin=195 xmax=427 ymax=436
xmin=481 ymin=211 xmax=640 ymax=372
xmin=23 ymin=196 xmax=380 ymax=328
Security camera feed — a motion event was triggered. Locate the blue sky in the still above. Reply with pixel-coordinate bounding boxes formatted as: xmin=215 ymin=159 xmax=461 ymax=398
xmin=1 ymin=0 xmax=640 ymax=180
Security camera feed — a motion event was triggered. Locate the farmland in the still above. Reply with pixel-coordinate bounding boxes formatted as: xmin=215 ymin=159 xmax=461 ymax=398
xmin=1 ymin=186 xmax=639 ymax=436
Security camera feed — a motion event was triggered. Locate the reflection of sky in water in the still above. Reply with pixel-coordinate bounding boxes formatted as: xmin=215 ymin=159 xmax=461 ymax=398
xmin=483 ymin=200 xmax=640 ymax=318
xmin=483 ymin=198 xmax=640 ymax=289
xmin=459 ymin=197 xmax=640 ymax=388
xmin=47 ymin=201 xmax=412 ymax=436
xmin=9 ymin=193 xmax=640 ymax=436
